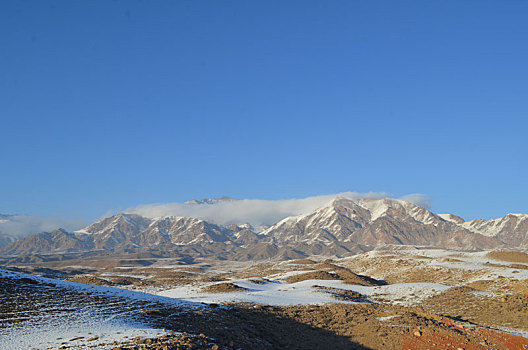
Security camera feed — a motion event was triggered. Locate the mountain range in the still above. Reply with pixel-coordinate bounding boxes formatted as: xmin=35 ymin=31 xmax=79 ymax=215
xmin=1 ymin=197 xmax=527 ymax=261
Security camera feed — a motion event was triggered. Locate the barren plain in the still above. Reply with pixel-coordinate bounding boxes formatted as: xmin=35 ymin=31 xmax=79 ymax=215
xmin=1 ymin=247 xmax=527 ymax=349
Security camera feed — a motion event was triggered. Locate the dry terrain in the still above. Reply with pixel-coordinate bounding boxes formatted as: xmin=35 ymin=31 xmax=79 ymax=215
xmin=1 ymin=248 xmax=527 ymax=349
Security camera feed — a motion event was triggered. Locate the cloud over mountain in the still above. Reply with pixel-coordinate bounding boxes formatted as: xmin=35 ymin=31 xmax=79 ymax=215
xmin=124 ymin=192 xmax=430 ymax=227
xmin=398 ymin=193 xmax=432 ymax=210
xmin=0 ymin=192 xmax=432 ymax=239
xmin=0 ymin=215 xmax=86 ymax=239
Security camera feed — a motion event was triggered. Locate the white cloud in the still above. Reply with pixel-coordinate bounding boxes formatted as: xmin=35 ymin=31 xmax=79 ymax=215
xmin=398 ymin=193 xmax=432 ymax=210
xmin=125 ymin=192 xmax=398 ymax=228
xmin=0 ymin=215 xmax=86 ymax=239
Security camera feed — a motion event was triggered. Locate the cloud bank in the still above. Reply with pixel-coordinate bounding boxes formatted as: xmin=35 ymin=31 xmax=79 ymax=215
xmin=0 ymin=215 xmax=86 ymax=239
xmin=125 ymin=192 xmax=431 ymax=228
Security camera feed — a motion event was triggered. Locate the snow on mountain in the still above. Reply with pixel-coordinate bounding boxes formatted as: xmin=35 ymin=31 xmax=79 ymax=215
xmin=80 ymin=214 xmax=153 ymax=250
xmin=357 ymin=198 xmax=442 ymax=225
xmin=1 ymin=197 xmax=525 ymax=258
xmin=143 ymin=216 xmax=235 ymax=245
xmin=438 ymin=213 xmax=465 ymax=224
xmin=262 ymin=198 xmax=371 ymax=244
xmin=461 ymin=214 xmax=528 ymax=247
xmin=462 ymin=213 xmax=527 ymax=236
xmin=263 ymin=197 xmax=501 ymax=250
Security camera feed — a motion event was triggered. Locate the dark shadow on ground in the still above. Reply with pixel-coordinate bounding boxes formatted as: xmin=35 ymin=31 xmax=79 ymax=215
xmin=144 ymin=303 xmax=373 ymax=350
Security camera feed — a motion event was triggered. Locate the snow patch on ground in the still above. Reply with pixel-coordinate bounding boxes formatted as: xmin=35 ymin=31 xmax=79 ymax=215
xmin=1 ymin=313 xmax=166 ymax=350
xmin=395 ymin=249 xmax=528 ymax=280
xmin=156 ymin=278 xmax=451 ymax=307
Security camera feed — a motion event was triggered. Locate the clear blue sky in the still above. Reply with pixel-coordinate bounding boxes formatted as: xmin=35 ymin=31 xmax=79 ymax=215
xmin=1 ymin=1 xmax=526 ymax=221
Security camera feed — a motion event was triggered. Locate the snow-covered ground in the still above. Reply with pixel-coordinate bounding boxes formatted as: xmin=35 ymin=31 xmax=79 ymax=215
xmin=156 ymin=278 xmax=451 ymax=307
xmin=397 ymin=248 xmax=528 ymax=279
xmin=1 ymin=314 xmax=166 ymax=350
xmin=0 ymin=269 xmax=201 ymax=350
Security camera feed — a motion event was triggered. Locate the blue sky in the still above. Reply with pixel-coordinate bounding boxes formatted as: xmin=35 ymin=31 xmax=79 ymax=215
xmin=1 ymin=0 xmax=526 ymax=222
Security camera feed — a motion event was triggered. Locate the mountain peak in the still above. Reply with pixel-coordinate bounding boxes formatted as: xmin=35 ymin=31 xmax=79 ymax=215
xmin=438 ymin=213 xmax=465 ymax=224
xmin=184 ymin=196 xmax=237 ymax=205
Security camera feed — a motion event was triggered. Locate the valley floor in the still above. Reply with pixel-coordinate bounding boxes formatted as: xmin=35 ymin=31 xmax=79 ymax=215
xmin=1 ymin=247 xmax=527 ymax=349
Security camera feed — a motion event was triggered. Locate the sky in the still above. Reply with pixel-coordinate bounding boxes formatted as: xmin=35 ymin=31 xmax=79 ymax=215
xmin=1 ymin=0 xmax=527 ymax=226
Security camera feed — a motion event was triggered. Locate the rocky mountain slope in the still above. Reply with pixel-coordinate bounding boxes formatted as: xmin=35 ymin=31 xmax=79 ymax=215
xmin=461 ymin=213 xmax=528 ymax=247
xmin=1 ymin=229 xmax=93 ymax=255
xmin=1 ymin=197 xmax=526 ymax=260
xmin=264 ymin=198 xmax=502 ymax=250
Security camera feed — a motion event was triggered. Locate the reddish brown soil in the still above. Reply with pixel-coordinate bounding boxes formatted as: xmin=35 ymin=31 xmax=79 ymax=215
xmin=284 ymin=263 xmax=384 ymax=286
xmin=201 ymin=282 xmax=247 ymax=293
xmin=423 ymin=286 xmax=528 ymax=330
xmin=487 ymin=251 xmax=528 ymax=264
xmin=403 ymin=316 xmax=528 ymax=350
xmin=66 ymin=275 xmax=114 ymax=286
xmin=284 ymin=270 xmax=341 ymax=283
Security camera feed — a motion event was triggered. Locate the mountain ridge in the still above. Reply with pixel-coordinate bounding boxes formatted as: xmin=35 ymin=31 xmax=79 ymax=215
xmin=1 ymin=197 xmax=526 ymax=260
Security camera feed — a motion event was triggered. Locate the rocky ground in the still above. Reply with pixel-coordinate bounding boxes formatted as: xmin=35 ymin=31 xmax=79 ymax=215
xmin=1 ymin=248 xmax=527 ymax=349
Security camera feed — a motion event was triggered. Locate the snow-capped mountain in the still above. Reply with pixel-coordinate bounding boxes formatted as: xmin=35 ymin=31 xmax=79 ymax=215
xmin=1 ymin=197 xmax=526 ymax=260
xmin=461 ymin=214 xmax=528 ymax=247
xmin=79 ymin=214 xmax=152 ymax=249
xmin=142 ymin=216 xmax=235 ymax=245
xmin=263 ymin=198 xmax=371 ymax=244
xmin=436 ymin=213 xmax=528 ymax=247
xmin=437 ymin=213 xmax=465 ymax=224
xmin=263 ymin=198 xmax=501 ymax=250
xmin=0 ymin=213 xmax=248 ymax=257
xmin=77 ymin=213 xmax=243 ymax=249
